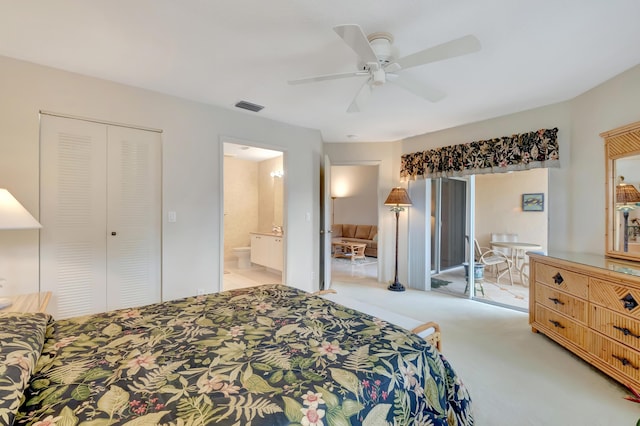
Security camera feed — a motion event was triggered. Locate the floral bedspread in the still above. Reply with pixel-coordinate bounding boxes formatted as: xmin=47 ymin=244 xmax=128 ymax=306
xmin=0 ymin=312 xmax=51 ymax=425
xmin=13 ymin=284 xmax=473 ymax=425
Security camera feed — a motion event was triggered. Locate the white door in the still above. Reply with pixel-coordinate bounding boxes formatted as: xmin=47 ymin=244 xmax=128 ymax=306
xmin=106 ymin=125 xmax=162 ymax=311
xmin=40 ymin=116 xmax=108 ymax=317
xmin=40 ymin=115 xmax=161 ymax=318
xmin=322 ymin=155 xmax=332 ymax=289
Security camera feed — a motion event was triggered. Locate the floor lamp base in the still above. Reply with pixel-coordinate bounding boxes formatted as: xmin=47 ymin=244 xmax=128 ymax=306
xmin=388 ymin=281 xmax=406 ymax=292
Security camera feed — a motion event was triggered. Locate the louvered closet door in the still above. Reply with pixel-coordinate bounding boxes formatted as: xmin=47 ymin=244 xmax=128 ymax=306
xmin=106 ymin=125 xmax=161 ymax=311
xmin=40 ymin=115 xmax=162 ymax=319
xmin=40 ymin=116 xmax=108 ymax=318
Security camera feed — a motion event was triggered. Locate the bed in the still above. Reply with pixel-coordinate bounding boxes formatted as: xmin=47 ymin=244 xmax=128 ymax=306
xmin=0 ymin=284 xmax=473 ymax=425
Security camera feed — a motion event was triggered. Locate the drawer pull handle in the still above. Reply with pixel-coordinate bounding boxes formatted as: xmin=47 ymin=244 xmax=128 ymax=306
xmin=552 ymin=273 xmax=564 ymax=285
xmin=613 ymin=325 xmax=640 ymax=339
xmin=613 ymin=354 xmax=639 ymax=370
xmin=549 ymin=320 xmax=565 ymax=329
xmin=548 ymin=298 xmax=565 ymax=306
xmin=620 ymin=294 xmax=639 ymax=311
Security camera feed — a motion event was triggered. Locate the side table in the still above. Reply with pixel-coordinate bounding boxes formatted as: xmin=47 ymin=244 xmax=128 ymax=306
xmin=332 ymin=241 xmax=367 ymax=262
xmin=0 ymin=292 xmax=51 ymax=313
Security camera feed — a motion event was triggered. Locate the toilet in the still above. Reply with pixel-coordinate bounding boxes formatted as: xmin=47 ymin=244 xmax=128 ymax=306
xmin=232 ymin=247 xmax=251 ymax=269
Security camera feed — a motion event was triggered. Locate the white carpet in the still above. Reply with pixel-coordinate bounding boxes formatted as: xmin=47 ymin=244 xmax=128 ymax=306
xmin=325 ymin=281 xmax=640 ymax=426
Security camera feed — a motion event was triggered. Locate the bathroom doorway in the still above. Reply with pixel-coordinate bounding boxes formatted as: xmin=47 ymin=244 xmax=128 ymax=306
xmin=222 ymin=141 xmax=285 ymax=291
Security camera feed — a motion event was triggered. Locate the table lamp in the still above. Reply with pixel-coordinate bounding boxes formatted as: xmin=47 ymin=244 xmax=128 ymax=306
xmin=615 ymin=177 xmax=640 ymax=252
xmin=0 ymin=188 xmax=42 ymax=308
xmin=384 ymin=187 xmax=412 ymax=292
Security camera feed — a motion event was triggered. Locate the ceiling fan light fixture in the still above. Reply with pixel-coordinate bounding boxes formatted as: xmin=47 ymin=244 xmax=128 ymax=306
xmin=372 ymin=69 xmax=386 ymax=86
xmin=289 ymin=24 xmax=481 ymax=113
xmin=367 ymin=32 xmax=394 ymax=63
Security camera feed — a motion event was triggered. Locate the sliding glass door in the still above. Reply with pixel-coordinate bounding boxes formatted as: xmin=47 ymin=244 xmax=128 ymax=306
xmin=426 ymin=170 xmax=548 ymax=311
xmin=431 ymin=178 xmax=467 ymax=273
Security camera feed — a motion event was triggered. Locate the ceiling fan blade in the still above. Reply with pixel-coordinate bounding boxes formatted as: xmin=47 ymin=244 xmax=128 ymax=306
xmin=334 ymin=24 xmax=379 ymax=64
xmin=347 ymin=81 xmax=372 ymax=113
xmin=393 ymin=34 xmax=481 ymax=71
xmin=389 ymin=74 xmax=446 ymax=102
xmin=288 ymin=71 xmax=367 ymax=85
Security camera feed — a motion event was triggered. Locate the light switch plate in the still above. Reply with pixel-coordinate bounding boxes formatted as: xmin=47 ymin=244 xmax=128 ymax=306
xmin=168 ymin=211 xmax=177 ymax=222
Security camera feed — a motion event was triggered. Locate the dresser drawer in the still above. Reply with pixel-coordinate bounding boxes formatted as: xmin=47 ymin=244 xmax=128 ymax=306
xmin=590 ymin=332 xmax=640 ymax=383
xmin=535 ymin=283 xmax=588 ymax=324
xmin=535 ymin=263 xmax=588 ymax=299
xmin=591 ymin=305 xmax=640 ymax=349
xmin=535 ymin=304 xmax=587 ymax=348
xmin=590 ymin=278 xmax=640 ymax=321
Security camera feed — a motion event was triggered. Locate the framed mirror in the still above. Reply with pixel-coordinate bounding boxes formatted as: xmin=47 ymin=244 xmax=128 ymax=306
xmin=602 ymin=120 xmax=640 ymax=262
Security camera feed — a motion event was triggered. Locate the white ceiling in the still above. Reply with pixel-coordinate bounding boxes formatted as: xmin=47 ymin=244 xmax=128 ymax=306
xmin=1 ymin=1 xmax=639 ymax=142
xmin=223 ymin=142 xmax=282 ymax=162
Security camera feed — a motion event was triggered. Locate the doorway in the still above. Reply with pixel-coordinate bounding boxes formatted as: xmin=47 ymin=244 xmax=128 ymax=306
xmin=329 ymin=164 xmax=380 ymax=284
xmin=222 ymin=141 xmax=285 ymax=291
xmin=431 ymin=169 xmax=548 ymax=311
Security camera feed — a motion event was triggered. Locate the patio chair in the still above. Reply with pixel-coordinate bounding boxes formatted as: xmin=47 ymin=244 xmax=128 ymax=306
xmin=491 ymin=232 xmax=518 ymax=258
xmin=474 ymin=238 xmax=514 ymax=286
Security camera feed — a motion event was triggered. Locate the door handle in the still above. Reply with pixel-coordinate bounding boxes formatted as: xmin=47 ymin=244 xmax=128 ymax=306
xmin=111 ymin=232 xmax=117 ymax=236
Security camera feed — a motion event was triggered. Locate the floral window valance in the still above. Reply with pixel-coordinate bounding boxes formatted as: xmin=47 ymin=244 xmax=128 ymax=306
xmin=400 ymin=127 xmax=559 ymax=179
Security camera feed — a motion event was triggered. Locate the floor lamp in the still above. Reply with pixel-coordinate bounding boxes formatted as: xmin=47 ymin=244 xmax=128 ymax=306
xmin=0 ymin=188 xmax=42 ymax=308
xmin=384 ymin=187 xmax=412 ymax=292
xmin=616 ymin=177 xmax=640 ymax=252
xmin=331 ymin=196 xmax=336 ymax=225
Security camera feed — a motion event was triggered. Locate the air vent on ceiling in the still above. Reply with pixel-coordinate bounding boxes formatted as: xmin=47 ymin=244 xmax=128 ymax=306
xmin=235 ymin=100 xmax=264 ymax=112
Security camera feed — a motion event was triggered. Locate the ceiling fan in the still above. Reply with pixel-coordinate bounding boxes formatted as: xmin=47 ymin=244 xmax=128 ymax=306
xmin=288 ymin=24 xmax=481 ymax=113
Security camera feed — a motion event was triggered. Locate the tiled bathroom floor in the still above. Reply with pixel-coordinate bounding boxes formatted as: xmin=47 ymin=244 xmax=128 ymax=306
xmin=223 ymin=263 xmax=282 ymax=291
xmin=222 ymin=257 xmax=379 ymax=291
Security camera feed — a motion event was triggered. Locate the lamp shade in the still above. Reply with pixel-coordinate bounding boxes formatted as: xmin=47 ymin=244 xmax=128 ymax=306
xmin=384 ymin=187 xmax=412 ymax=207
xmin=616 ymin=179 xmax=640 ymax=204
xmin=0 ymin=189 xmax=41 ymax=230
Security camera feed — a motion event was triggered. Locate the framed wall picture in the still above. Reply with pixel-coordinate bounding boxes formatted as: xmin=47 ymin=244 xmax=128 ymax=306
xmin=522 ymin=193 xmax=544 ymax=212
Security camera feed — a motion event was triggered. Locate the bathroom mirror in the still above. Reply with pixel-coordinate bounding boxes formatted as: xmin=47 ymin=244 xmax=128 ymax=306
xmin=602 ymin=120 xmax=640 ymax=262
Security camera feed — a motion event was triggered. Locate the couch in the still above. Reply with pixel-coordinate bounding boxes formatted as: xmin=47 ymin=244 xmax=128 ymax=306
xmin=331 ymin=224 xmax=378 ymax=257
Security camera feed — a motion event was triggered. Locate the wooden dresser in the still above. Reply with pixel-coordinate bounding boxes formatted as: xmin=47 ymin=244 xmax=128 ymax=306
xmin=529 ymin=252 xmax=640 ymax=389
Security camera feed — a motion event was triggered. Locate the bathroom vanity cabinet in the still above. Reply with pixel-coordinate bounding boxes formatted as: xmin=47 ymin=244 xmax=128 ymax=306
xmin=250 ymin=233 xmax=283 ymax=272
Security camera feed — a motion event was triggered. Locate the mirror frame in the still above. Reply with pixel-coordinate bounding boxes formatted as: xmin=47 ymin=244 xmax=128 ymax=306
xmin=602 ymin=120 xmax=640 ymax=262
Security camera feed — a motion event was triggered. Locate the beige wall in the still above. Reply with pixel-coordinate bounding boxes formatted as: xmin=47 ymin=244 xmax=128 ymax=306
xmin=331 ymin=165 xmax=378 ymax=226
xmin=0 ymin=55 xmax=323 ymax=299
xmin=475 ymin=169 xmax=548 ymax=251
xmin=223 ymin=158 xmax=259 ymax=260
